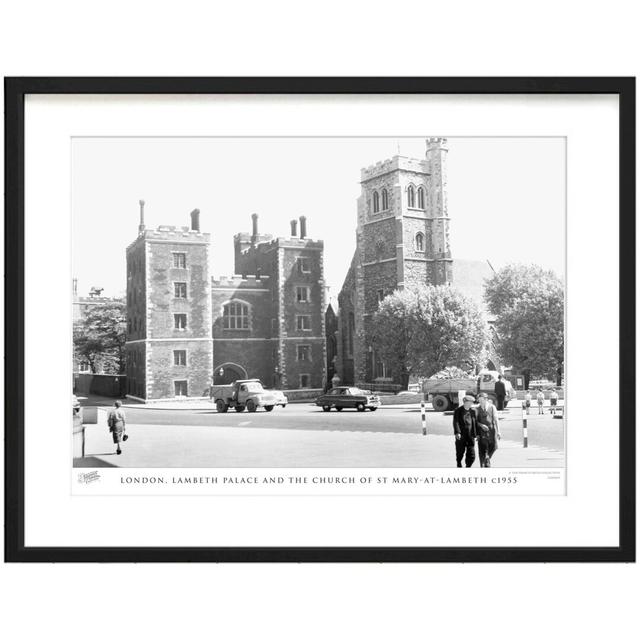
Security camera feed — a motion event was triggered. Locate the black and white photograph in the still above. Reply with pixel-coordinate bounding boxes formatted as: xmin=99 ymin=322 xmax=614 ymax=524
xmin=6 ymin=76 xmax=632 ymax=562
xmin=2 ymin=4 xmax=638 ymax=640
xmin=71 ymin=136 xmax=566 ymax=478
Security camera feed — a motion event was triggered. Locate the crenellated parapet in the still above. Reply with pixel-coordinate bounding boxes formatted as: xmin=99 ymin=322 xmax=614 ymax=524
xmin=211 ymin=274 xmax=271 ymax=289
xmin=360 ymin=155 xmax=429 ymax=182
xmin=126 ymin=225 xmax=210 ymax=252
xmin=144 ymin=225 xmax=210 ymax=242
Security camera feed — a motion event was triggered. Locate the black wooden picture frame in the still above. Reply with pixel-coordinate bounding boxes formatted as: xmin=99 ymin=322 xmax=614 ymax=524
xmin=4 ymin=77 xmax=635 ymax=562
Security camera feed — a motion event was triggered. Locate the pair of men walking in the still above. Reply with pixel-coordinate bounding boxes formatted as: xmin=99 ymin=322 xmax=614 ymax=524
xmin=452 ymin=393 xmax=501 ymax=468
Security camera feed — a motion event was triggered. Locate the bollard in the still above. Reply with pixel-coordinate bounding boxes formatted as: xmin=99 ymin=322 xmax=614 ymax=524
xmin=522 ymin=401 xmax=528 ymax=448
xmin=421 ymin=401 xmax=427 ymax=436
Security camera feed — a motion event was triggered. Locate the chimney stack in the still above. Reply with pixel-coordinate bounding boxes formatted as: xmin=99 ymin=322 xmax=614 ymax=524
xmin=138 ymin=199 xmax=146 ymax=234
xmin=251 ymin=213 xmax=259 ymax=240
xmin=290 ymin=219 xmax=298 ymax=237
xmin=190 ymin=208 xmax=200 ymax=232
xmin=72 ymin=278 xmax=78 ymax=296
xmin=299 ymin=215 xmax=307 ymax=239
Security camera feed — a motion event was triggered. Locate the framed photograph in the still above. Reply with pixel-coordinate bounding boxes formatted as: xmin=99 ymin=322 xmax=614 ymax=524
xmin=5 ymin=77 xmax=635 ymax=562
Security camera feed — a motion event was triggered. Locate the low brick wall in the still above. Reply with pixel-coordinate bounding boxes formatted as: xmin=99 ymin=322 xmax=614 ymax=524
xmin=356 ymin=381 xmax=403 ymax=394
xmin=282 ymin=390 xmax=424 ymax=405
xmin=379 ymin=393 xmax=423 ymax=405
xmin=282 ymin=388 xmax=323 ymax=403
xmin=74 ymin=373 xmax=126 ymax=398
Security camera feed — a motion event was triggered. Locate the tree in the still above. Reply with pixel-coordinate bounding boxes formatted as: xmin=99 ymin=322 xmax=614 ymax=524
xmin=370 ymin=285 xmax=487 ymax=380
xmin=484 ymin=264 xmax=564 ymax=384
xmin=368 ymin=288 xmax=417 ymax=384
xmin=73 ymin=301 xmax=127 ymax=374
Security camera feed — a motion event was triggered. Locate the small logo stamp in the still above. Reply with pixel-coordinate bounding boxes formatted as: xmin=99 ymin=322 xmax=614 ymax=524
xmin=77 ymin=470 xmax=101 ymax=484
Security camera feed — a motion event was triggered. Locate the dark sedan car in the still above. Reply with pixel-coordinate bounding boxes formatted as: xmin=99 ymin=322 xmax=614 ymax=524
xmin=315 ymin=386 xmax=381 ymax=412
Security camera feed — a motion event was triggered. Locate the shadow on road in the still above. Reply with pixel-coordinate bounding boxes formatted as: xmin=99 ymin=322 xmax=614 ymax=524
xmin=73 ymin=456 xmax=119 ymax=467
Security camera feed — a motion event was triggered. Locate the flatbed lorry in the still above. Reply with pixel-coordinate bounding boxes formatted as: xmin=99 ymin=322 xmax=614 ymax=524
xmin=423 ymin=370 xmax=516 ymax=411
xmin=210 ymin=379 xmax=288 ymax=413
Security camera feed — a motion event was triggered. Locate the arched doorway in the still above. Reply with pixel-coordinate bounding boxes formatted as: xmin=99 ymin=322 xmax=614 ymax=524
xmin=213 ymin=362 xmax=248 ymax=385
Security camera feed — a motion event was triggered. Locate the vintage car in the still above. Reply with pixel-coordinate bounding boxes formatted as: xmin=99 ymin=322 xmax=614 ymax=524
xmin=315 ymin=386 xmax=381 ymax=412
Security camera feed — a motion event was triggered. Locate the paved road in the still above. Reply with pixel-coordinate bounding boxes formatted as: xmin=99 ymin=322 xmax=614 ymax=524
xmin=77 ymin=405 xmax=565 ymax=468
xmin=119 ymin=403 xmax=564 ymax=452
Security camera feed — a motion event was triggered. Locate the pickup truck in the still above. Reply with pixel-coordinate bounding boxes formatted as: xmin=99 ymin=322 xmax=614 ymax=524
xmin=210 ymin=379 xmax=288 ymax=413
xmin=423 ymin=370 xmax=516 ymax=411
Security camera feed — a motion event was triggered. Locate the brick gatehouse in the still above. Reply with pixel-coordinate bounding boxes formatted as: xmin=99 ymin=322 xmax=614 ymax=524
xmin=125 ymin=203 xmax=326 ymax=402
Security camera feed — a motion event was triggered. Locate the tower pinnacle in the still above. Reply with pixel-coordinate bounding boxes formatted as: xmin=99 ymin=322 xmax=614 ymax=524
xmin=138 ymin=199 xmax=146 ymax=235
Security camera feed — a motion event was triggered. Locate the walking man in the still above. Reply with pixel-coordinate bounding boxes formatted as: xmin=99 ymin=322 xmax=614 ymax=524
xmin=549 ymin=388 xmax=559 ymax=415
xmin=536 ymin=389 xmax=545 ymax=415
xmin=524 ymin=390 xmax=532 ymax=415
xmin=452 ymin=395 xmax=477 ymax=468
xmin=107 ymin=400 xmax=127 ymax=455
xmin=494 ymin=374 xmax=507 ymax=411
xmin=476 ymin=393 xmax=501 ymax=468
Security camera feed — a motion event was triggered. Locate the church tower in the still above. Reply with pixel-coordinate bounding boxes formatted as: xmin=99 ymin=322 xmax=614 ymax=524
xmin=345 ymin=138 xmax=454 ymax=384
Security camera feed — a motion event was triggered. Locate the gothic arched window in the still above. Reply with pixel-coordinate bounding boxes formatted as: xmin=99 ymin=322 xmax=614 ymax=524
xmin=415 ymin=232 xmax=425 ymax=252
xmin=417 ymin=186 xmax=425 ymax=209
xmin=407 ymin=185 xmax=415 ymax=208
xmin=372 ymin=190 xmax=380 ymax=213
xmin=381 ymin=188 xmax=388 ymax=210
xmin=223 ymin=300 xmax=250 ymax=330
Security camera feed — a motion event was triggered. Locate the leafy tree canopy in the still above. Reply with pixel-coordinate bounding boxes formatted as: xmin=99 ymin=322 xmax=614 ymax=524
xmin=370 ymin=285 xmax=487 ymax=379
xmin=74 ymin=301 xmax=127 ymax=374
xmin=484 ymin=264 xmax=564 ymax=380
xmin=484 ymin=263 xmax=561 ymax=317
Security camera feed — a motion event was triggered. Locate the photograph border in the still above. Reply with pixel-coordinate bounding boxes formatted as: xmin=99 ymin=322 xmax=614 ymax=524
xmin=4 ymin=76 xmax=635 ymax=562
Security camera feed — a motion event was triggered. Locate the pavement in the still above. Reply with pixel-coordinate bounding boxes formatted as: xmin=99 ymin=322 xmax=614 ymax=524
xmin=79 ymin=393 xmax=564 ymax=411
xmin=78 ymin=393 xmax=425 ymax=410
xmin=74 ymin=406 xmax=564 ymax=468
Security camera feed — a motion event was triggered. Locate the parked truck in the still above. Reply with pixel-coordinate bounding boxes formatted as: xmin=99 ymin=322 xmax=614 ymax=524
xmin=210 ymin=379 xmax=288 ymax=413
xmin=423 ymin=370 xmax=516 ymax=411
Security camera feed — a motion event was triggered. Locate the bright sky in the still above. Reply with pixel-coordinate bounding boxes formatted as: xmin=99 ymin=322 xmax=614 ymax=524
xmin=72 ymin=137 xmax=565 ymax=299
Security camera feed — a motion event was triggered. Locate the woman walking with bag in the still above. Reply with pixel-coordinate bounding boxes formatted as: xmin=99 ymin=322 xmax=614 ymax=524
xmin=107 ymin=400 xmax=127 ymax=455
